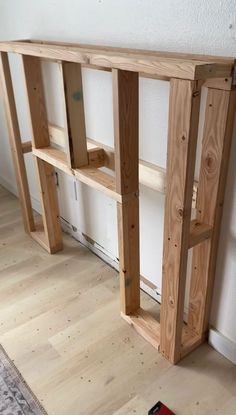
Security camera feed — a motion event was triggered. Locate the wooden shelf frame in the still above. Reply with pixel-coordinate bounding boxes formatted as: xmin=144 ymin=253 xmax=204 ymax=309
xmin=0 ymin=40 xmax=235 ymax=364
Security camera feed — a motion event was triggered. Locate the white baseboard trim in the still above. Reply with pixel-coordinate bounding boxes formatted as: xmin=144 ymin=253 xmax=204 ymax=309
xmin=60 ymin=217 xmax=119 ymax=271
xmin=209 ymin=328 xmax=236 ymax=364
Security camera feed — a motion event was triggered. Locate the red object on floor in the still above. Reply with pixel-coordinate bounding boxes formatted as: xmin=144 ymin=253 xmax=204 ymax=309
xmin=148 ymin=401 xmax=175 ymax=415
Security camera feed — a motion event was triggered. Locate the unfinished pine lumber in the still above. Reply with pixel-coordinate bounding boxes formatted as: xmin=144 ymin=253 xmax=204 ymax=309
xmin=0 ymin=39 xmax=235 ymax=364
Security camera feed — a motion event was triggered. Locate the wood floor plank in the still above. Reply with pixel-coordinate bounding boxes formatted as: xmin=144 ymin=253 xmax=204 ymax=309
xmin=0 ymin=185 xmax=236 ymax=415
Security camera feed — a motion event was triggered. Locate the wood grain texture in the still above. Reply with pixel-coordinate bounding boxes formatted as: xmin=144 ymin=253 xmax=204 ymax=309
xmin=188 ymin=219 xmax=212 ymax=248
xmin=74 ymin=167 xmax=119 ymax=201
xmin=188 ymin=88 xmax=236 ymax=336
xmin=61 ymin=62 xmax=88 ymax=168
xmin=30 ymin=219 xmax=49 ymax=252
xmin=113 ymin=69 xmax=140 ymax=314
xmin=22 ymin=140 xmax=32 ymax=154
xmin=47 ymin=123 xmax=198 ymax=204
xmin=160 ymin=79 xmax=201 ymax=364
xmin=203 ymin=77 xmax=233 ymax=91
xmin=117 ymin=196 xmax=140 ymax=314
xmin=113 ymin=69 xmax=139 ymax=195
xmin=0 ymin=52 xmax=35 ymax=233
xmin=121 ymin=308 xmax=160 ymax=350
xmin=33 ymin=147 xmax=73 ymax=176
xmin=22 ymin=55 xmax=50 ymax=148
xmin=0 ymin=40 xmax=233 ymax=80
xmin=180 ymin=324 xmax=204 ymax=359
xmin=34 ymin=158 xmax=63 ymax=254
xmin=32 ymin=146 xmax=122 ymax=202
xmin=21 ymin=39 xmax=236 ymax=64
xmin=22 ymin=54 xmax=63 ymax=253
xmin=33 ymin=146 xmax=105 ymax=172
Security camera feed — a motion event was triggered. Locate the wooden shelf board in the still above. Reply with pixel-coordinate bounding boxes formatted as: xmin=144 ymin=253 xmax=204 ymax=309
xmin=33 ymin=146 xmax=72 ymax=176
xmin=33 ymin=145 xmax=121 ymax=201
xmin=74 ymin=166 xmax=120 ymax=201
xmin=181 ymin=324 xmax=205 ymax=359
xmin=121 ymin=308 xmax=205 ymax=360
xmin=121 ymin=308 xmax=160 ymax=350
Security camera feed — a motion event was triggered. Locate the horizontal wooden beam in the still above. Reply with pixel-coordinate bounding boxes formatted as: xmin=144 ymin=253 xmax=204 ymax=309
xmin=34 ymin=41 xmax=235 ymax=85
xmin=33 ymin=147 xmax=72 ymax=176
xmin=32 ymin=146 xmax=124 ymax=202
xmin=19 ymin=39 xmax=236 ymax=65
xmin=25 ymin=127 xmax=198 ymax=206
xmin=189 ymin=219 xmax=212 ymax=249
xmin=180 ymin=324 xmax=205 ymax=359
xmin=74 ymin=166 xmax=119 ymax=201
xmin=33 ymin=145 xmax=105 ymax=170
xmin=0 ymin=40 xmax=233 ymax=80
xmin=21 ymin=39 xmax=235 ymax=64
xmin=48 ymin=124 xmax=198 ymax=205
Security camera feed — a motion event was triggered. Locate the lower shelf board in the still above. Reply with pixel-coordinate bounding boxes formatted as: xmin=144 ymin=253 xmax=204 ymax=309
xmin=181 ymin=324 xmax=205 ymax=358
xmin=30 ymin=218 xmax=63 ymax=254
xmin=30 ymin=221 xmax=49 ymax=253
xmin=121 ymin=308 xmax=205 ymax=360
xmin=121 ymin=308 xmax=161 ymax=350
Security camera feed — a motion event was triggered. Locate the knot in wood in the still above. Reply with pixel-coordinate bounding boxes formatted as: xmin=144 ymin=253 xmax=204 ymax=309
xmin=192 ymin=90 xmax=200 ymax=98
xmin=178 ymin=208 xmax=184 ymax=218
xmin=205 ymin=152 xmax=215 ymax=171
xmin=169 ymin=297 xmax=175 ymax=307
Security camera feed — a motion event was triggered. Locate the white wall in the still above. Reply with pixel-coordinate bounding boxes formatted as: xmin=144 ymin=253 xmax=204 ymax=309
xmin=0 ymin=0 xmax=236 ymax=352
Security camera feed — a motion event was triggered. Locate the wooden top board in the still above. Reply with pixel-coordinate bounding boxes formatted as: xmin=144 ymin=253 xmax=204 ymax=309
xmin=0 ymin=39 xmax=235 ymax=80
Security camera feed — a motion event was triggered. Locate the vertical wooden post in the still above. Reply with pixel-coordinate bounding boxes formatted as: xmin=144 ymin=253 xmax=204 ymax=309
xmin=22 ymin=55 xmax=63 ymax=253
xmin=112 ymin=69 xmax=140 ymax=315
xmin=0 ymin=52 xmax=35 ymax=233
xmin=61 ymin=62 xmax=88 ymax=168
xmin=160 ymin=79 xmax=201 ymax=364
xmin=22 ymin=56 xmax=50 ymax=149
xmin=35 ymin=158 xmax=62 ymax=253
xmin=188 ymin=88 xmax=236 ymax=336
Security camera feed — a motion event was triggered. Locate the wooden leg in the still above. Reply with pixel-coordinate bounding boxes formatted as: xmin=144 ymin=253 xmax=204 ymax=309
xmin=22 ymin=55 xmax=50 ymax=148
xmin=117 ymin=195 xmax=140 ymax=314
xmin=0 ymin=52 xmax=35 ymax=233
xmin=112 ymin=69 xmax=140 ymax=314
xmin=34 ymin=157 xmax=62 ymax=254
xmin=188 ymin=88 xmax=236 ymax=336
xmin=160 ymin=79 xmax=201 ymax=364
xmin=22 ymin=55 xmax=63 ymax=253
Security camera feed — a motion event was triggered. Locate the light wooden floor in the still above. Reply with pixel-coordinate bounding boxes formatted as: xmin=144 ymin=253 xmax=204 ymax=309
xmin=0 ymin=185 xmax=236 ymax=415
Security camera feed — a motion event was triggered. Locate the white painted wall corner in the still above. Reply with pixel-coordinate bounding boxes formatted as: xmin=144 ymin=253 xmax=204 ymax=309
xmin=209 ymin=328 xmax=236 ymax=365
